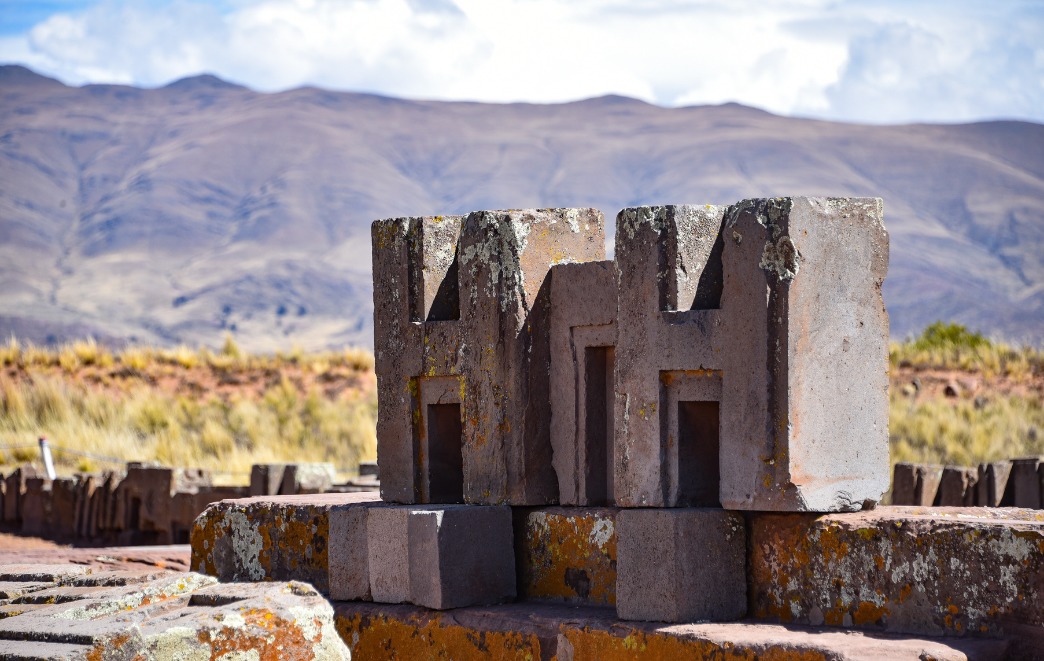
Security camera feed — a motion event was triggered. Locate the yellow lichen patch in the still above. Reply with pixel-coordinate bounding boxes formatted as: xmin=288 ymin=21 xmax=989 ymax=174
xmin=851 ymin=601 xmax=889 ymax=626
xmin=520 ymin=510 xmax=618 ymax=606
xmin=339 ymin=612 xmax=541 ymax=661
xmin=560 ymin=627 xmax=831 ymax=661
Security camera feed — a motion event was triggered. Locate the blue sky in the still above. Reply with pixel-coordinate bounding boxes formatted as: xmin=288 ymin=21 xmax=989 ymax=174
xmin=1 ymin=0 xmax=1041 ymax=124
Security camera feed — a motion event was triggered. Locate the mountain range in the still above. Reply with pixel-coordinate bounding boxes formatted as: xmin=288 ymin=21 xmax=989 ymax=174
xmin=1 ymin=64 xmax=1041 ymax=350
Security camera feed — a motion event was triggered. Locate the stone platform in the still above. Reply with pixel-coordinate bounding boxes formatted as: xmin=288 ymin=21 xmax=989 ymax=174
xmin=191 ymin=495 xmax=1044 ymax=659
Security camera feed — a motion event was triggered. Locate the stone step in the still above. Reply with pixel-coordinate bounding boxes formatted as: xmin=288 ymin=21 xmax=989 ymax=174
xmin=334 ymin=601 xmax=1012 ymax=661
xmin=0 ymin=564 xmax=349 ymax=659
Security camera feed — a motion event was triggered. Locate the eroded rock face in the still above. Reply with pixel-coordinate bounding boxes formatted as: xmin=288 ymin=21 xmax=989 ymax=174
xmin=749 ymin=506 xmax=1044 ymax=644
xmin=0 ymin=564 xmax=349 ymax=660
xmin=191 ymin=492 xmax=380 ymax=592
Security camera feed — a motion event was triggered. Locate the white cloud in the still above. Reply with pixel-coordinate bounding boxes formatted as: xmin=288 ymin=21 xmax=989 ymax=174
xmin=1 ymin=0 xmax=1041 ymax=124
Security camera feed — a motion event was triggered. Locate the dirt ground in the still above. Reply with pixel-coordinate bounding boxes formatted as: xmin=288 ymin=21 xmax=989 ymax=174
xmin=0 ymin=529 xmax=190 ymax=571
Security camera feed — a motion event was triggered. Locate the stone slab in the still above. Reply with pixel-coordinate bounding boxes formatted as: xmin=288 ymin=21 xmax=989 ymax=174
xmin=0 ymin=584 xmax=51 ymax=601
xmin=1011 ymin=457 xmax=1043 ymax=509
xmin=514 ymin=506 xmax=618 ymax=606
xmin=616 ymin=508 xmax=747 ymax=622
xmin=367 ymin=505 xmax=411 ymax=604
xmin=191 ymin=492 xmax=381 ymax=593
xmin=0 ymin=639 xmax=90 ymax=660
xmin=408 ymin=505 xmax=515 ymax=609
xmin=249 ymin=463 xmax=286 ymax=496
xmin=548 ymin=260 xmax=618 ymax=506
xmin=0 ymin=573 xmax=349 ymax=659
xmin=976 ymin=461 xmax=1013 ymax=506
xmin=934 ymin=467 xmax=977 ymax=506
xmin=892 ymin=463 xmax=944 ymax=506
xmin=329 ymin=500 xmax=381 ymax=601
xmin=333 ymin=601 xmax=1011 ymax=661
xmin=749 ymin=505 xmax=1044 ymax=655
xmin=0 ymin=566 xmax=90 ymax=583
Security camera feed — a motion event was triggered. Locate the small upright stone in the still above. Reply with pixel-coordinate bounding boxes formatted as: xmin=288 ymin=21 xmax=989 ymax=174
xmin=407 ymin=505 xmax=515 ymax=609
xmin=366 ymin=506 xmax=410 ymax=604
xmin=616 ymin=508 xmax=746 ymax=622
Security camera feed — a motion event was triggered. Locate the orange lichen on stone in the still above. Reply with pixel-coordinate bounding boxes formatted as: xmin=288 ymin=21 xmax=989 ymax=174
xmin=851 ymin=601 xmax=889 ymax=626
xmin=340 ymin=612 xmax=542 ymax=661
xmin=518 ymin=508 xmax=618 ymax=606
xmin=196 ymin=610 xmax=314 ymax=660
xmin=748 ymin=507 xmax=1044 ymax=638
xmin=560 ymin=627 xmax=831 ymax=661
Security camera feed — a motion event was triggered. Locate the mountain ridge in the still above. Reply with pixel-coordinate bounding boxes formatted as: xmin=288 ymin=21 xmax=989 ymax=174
xmin=1 ymin=65 xmax=1041 ymax=350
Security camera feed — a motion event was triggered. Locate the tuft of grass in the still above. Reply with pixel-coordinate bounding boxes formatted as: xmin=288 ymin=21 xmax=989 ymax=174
xmin=890 ymin=322 xmax=1042 ymax=379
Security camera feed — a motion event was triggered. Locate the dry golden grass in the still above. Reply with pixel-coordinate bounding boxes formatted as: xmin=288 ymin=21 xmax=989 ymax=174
xmin=0 ymin=336 xmax=376 ymax=479
xmin=889 ymin=323 xmax=1043 ymax=466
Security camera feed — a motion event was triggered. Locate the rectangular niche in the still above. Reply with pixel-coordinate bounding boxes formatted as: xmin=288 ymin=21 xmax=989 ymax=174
xmin=414 ymin=376 xmax=464 ymax=503
xmin=676 ymin=400 xmax=720 ymax=507
xmin=426 ymin=403 xmax=464 ymax=502
xmin=660 ymin=369 xmax=723 ymax=507
xmin=584 ymin=345 xmax=615 ymax=505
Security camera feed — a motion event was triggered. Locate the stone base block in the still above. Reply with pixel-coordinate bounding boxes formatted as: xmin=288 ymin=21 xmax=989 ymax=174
xmin=367 ymin=506 xmax=410 ymax=604
xmin=191 ymin=492 xmax=380 ymax=592
xmin=749 ymin=505 xmax=1044 ymax=656
xmin=410 ymin=505 xmax=515 ymax=609
xmin=616 ymin=508 xmax=746 ymax=623
xmin=514 ymin=506 xmax=618 ymax=606
xmin=333 ymin=601 xmax=1010 ymax=661
xmin=366 ymin=504 xmax=515 ymax=609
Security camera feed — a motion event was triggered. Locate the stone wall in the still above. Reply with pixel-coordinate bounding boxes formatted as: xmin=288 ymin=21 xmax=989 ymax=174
xmin=891 ymin=458 xmax=1044 ymax=507
xmin=0 ymin=461 xmax=377 ymax=545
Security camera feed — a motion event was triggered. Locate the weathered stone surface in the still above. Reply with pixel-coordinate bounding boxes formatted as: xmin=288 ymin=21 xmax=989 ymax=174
xmin=1011 ymin=457 xmax=1043 ymax=509
xmin=367 ymin=505 xmax=411 ymax=604
xmin=0 ymin=568 xmax=349 ymax=659
xmin=281 ymin=462 xmax=336 ymax=495
xmin=48 ymin=477 xmax=77 ymax=538
xmin=372 ymin=209 xmax=605 ymax=506
xmin=19 ymin=477 xmax=49 ymax=536
xmin=328 ymin=500 xmax=379 ymax=601
xmin=892 ymin=463 xmax=944 ymax=506
xmin=334 ymin=601 xmax=1010 ymax=661
xmin=976 ymin=461 xmax=1013 ymax=506
xmin=515 ymin=506 xmax=618 ymax=606
xmin=0 ymin=565 xmax=90 ymax=583
xmin=613 ymin=198 xmax=889 ymax=511
xmin=365 ymin=504 xmax=515 ymax=609
xmin=191 ymin=492 xmax=380 ymax=592
xmin=250 ymin=463 xmax=287 ymax=496
xmin=113 ymin=464 xmax=176 ymax=543
xmin=617 ymin=508 xmax=747 ymax=622
xmin=3 ymin=467 xmax=39 ymax=524
xmin=934 ymin=467 xmax=978 ymax=506
xmin=408 ymin=505 xmax=515 ymax=609
xmin=548 ymin=260 xmax=618 ymax=506
xmin=749 ymin=506 xmax=1044 ymax=656
xmin=372 ymin=214 xmax=466 ymax=505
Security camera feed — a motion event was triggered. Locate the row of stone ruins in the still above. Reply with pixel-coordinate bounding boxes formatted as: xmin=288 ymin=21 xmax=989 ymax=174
xmin=0 ymin=461 xmax=377 ymax=544
xmin=892 ymin=457 xmax=1044 ymax=507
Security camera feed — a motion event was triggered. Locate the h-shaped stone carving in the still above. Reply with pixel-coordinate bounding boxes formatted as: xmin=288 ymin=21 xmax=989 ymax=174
xmin=372 ymin=209 xmax=605 ymax=505
xmin=374 ymin=198 xmax=890 ymax=512
xmin=611 ymin=198 xmax=890 ymax=510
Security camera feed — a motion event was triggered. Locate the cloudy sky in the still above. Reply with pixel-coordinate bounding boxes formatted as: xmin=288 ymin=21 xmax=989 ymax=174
xmin=1 ymin=0 xmax=1041 ymax=124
